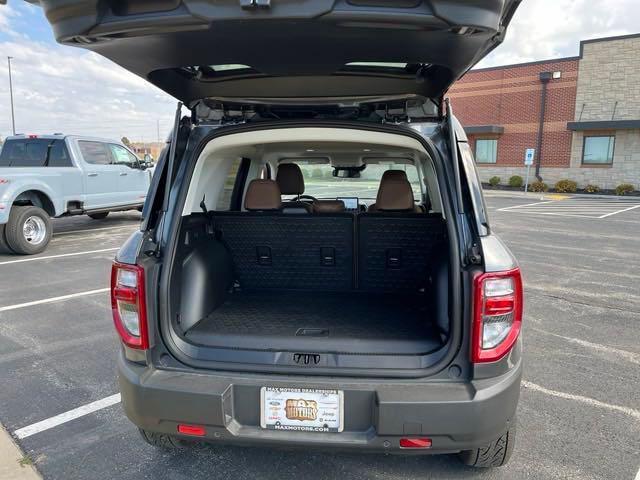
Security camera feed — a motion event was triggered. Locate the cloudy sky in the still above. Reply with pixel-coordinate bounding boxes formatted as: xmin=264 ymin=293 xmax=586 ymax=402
xmin=1 ymin=0 xmax=638 ymax=141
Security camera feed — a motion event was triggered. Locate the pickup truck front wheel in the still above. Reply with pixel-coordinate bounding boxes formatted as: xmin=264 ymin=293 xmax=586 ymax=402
xmin=5 ymin=205 xmax=52 ymax=255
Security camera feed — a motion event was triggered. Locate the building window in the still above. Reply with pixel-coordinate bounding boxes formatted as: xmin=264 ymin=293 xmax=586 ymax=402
xmin=582 ymin=136 xmax=615 ymax=165
xmin=475 ymin=139 xmax=498 ymax=164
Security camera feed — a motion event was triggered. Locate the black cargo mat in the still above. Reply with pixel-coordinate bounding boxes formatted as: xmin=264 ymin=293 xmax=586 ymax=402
xmin=185 ymin=291 xmax=443 ymax=355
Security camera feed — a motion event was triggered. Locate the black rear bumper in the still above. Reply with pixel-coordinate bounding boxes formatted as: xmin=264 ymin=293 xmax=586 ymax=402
xmin=118 ymin=351 xmax=521 ymax=454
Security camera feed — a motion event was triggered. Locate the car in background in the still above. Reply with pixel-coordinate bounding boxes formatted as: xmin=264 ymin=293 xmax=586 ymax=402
xmin=0 ymin=134 xmax=153 ymax=254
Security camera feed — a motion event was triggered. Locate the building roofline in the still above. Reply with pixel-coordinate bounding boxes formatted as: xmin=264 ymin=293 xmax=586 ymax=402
xmin=470 ymin=32 xmax=640 ymax=73
xmin=471 ymin=56 xmax=579 ymax=73
xmin=579 ymin=32 xmax=640 ymax=56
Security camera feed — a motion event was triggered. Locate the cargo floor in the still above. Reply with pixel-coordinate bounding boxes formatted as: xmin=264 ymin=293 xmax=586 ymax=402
xmin=184 ymin=291 xmax=443 ymax=355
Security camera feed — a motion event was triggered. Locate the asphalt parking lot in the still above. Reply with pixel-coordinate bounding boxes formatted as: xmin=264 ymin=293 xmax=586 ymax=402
xmin=1 ymin=194 xmax=639 ymax=480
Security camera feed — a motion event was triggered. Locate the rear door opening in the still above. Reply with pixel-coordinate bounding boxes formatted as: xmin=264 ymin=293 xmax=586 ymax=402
xmin=160 ymin=126 xmax=460 ymax=375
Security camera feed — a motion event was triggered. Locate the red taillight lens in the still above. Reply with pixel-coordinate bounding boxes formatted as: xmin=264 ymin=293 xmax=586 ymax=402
xmin=111 ymin=262 xmax=148 ymax=350
xmin=399 ymin=438 xmax=432 ymax=449
xmin=472 ymin=268 xmax=523 ymax=363
xmin=177 ymin=424 xmax=206 ymax=436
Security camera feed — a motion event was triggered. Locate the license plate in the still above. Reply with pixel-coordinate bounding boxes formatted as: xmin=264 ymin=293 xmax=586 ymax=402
xmin=260 ymin=387 xmax=344 ymax=433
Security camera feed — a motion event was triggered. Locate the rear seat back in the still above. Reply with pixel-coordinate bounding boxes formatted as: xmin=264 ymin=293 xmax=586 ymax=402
xmin=213 ymin=213 xmax=354 ymax=291
xmin=358 ymin=213 xmax=446 ymax=293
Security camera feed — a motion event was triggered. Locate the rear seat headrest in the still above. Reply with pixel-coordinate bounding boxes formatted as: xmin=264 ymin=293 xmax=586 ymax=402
xmin=244 ymin=179 xmax=282 ymax=211
xmin=380 ymin=170 xmax=408 ymax=182
xmin=375 ymin=178 xmax=415 ymax=211
xmin=312 ymin=200 xmax=345 ymax=214
xmin=276 ymin=163 xmax=305 ymax=195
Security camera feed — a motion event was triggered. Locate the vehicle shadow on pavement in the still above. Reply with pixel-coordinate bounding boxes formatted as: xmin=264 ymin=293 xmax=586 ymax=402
xmin=139 ymin=442 xmax=491 ymax=480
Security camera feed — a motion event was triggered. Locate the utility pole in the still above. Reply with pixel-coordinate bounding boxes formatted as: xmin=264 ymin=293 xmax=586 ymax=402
xmin=7 ymin=57 xmax=16 ymax=135
xmin=156 ymin=119 xmax=160 ymax=143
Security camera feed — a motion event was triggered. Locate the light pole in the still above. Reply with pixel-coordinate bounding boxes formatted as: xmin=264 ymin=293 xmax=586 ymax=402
xmin=7 ymin=56 xmax=16 ymax=135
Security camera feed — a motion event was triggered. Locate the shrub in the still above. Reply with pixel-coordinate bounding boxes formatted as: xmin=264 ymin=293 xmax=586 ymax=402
xmin=529 ymin=180 xmax=548 ymax=192
xmin=508 ymin=175 xmax=523 ymax=188
xmin=615 ymin=183 xmax=635 ymax=196
xmin=584 ymin=184 xmax=600 ymax=193
xmin=554 ymin=179 xmax=578 ymax=193
xmin=488 ymin=176 xmax=501 ymax=187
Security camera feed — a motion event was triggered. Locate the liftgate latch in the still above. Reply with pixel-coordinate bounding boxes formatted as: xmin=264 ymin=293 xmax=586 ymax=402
xmin=240 ymin=0 xmax=271 ymax=9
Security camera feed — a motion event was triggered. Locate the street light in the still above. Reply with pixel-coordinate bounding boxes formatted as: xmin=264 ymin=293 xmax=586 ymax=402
xmin=7 ymin=56 xmax=16 ymax=135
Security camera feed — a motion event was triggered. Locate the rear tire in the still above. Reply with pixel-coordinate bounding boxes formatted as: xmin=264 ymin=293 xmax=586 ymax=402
xmin=88 ymin=212 xmax=109 ymax=220
xmin=0 ymin=224 xmax=14 ymax=254
xmin=5 ymin=206 xmax=52 ymax=255
xmin=458 ymin=422 xmax=516 ymax=468
xmin=138 ymin=429 xmax=193 ymax=449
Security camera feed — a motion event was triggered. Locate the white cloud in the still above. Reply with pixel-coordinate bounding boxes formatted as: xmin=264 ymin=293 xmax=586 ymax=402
xmin=1 ymin=0 xmax=639 ymax=141
xmin=479 ymin=0 xmax=639 ymax=67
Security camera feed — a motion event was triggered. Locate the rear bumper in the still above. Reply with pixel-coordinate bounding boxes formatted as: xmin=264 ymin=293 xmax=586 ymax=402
xmin=118 ymin=351 xmax=521 ymax=454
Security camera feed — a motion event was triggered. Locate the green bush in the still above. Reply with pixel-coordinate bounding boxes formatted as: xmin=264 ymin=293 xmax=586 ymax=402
xmin=311 ymin=167 xmax=323 ymax=178
xmin=508 ymin=175 xmax=523 ymax=188
xmin=554 ymin=179 xmax=578 ymax=193
xmin=488 ymin=176 xmax=501 ymax=187
xmin=584 ymin=184 xmax=600 ymax=193
xmin=615 ymin=183 xmax=635 ymax=196
xmin=529 ymin=180 xmax=548 ymax=192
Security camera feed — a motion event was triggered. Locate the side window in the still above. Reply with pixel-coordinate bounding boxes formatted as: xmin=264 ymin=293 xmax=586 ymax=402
xmin=110 ymin=144 xmax=139 ymax=167
xmin=47 ymin=140 xmax=73 ymax=167
xmin=215 ymin=158 xmax=243 ymax=211
xmin=79 ymin=141 xmax=112 ymax=165
xmin=582 ymin=136 xmax=615 ymax=165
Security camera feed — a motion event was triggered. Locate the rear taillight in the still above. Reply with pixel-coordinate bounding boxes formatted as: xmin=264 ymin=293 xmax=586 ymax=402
xmin=111 ymin=262 xmax=148 ymax=350
xmin=472 ymin=268 xmax=523 ymax=363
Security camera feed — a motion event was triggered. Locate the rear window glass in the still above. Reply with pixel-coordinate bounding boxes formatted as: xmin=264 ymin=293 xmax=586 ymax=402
xmin=79 ymin=141 xmax=112 ymax=165
xmin=290 ymin=161 xmax=422 ymax=202
xmin=0 ymin=139 xmax=70 ymax=167
xmin=216 ymin=158 xmax=243 ymax=210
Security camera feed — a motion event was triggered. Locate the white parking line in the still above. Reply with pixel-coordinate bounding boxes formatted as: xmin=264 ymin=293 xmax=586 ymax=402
xmin=54 ymin=225 xmax=136 ymax=236
xmin=13 ymin=394 xmax=121 ymax=439
xmin=522 ymin=381 xmax=640 ymax=420
xmin=599 ymin=204 xmax=640 ymax=218
xmin=497 ymin=200 xmax=556 ymax=211
xmin=0 ymin=248 xmax=118 ymax=266
xmin=0 ymin=288 xmax=109 ymax=313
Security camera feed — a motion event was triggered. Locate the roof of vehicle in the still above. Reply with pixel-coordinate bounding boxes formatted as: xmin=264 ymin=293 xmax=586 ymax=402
xmin=4 ymin=134 xmax=129 ymax=144
xmin=29 ymin=0 xmax=521 ymax=104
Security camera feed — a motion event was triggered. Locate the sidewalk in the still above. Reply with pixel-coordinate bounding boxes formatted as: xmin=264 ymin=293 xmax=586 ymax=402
xmin=0 ymin=425 xmax=40 ymax=480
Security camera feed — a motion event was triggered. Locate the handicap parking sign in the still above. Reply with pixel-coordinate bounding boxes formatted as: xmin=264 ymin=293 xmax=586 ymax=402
xmin=525 ymin=148 xmax=535 ymax=166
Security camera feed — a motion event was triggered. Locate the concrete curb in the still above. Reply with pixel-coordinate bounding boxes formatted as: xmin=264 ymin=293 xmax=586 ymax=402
xmin=483 ymin=190 xmax=637 ymax=201
xmin=0 ymin=425 xmax=41 ymax=480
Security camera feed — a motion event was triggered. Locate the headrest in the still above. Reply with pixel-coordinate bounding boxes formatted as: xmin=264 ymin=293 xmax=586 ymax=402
xmin=375 ymin=178 xmax=415 ymax=211
xmin=312 ymin=200 xmax=345 ymax=214
xmin=276 ymin=163 xmax=305 ymax=195
xmin=244 ymin=179 xmax=282 ymax=211
xmin=380 ymin=170 xmax=408 ymax=182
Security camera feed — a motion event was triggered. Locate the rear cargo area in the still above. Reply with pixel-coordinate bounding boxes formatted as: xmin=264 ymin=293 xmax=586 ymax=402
xmin=164 ymin=128 xmax=454 ymax=371
xmin=185 ymin=291 xmax=443 ymax=355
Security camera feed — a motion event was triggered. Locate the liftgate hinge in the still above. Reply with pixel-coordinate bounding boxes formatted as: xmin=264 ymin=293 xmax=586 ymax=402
xmin=469 ymin=244 xmax=482 ymax=265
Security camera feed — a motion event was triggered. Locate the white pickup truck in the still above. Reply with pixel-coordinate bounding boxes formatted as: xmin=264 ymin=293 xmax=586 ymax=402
xmin=0 ymin=134 xmax=154 ymax=254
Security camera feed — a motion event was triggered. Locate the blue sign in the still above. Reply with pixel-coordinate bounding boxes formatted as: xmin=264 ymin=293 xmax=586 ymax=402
xmin=525 ymin=148 xmax=535 ymax=166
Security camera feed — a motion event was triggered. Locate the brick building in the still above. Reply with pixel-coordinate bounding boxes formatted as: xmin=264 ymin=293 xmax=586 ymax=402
xmin=449 ymin=33 xmax=640 ymax=190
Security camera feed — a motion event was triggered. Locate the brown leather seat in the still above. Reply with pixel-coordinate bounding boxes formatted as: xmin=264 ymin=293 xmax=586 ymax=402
xmin=312 ymin=200 xmax=345 ymax=214
xmin=244 ymin=179 xmax=282 ymax=211
xmin=276 ymin=163 xmax=313 ymax=213
xmin=368 ymin=170 xmax=422 ymax=213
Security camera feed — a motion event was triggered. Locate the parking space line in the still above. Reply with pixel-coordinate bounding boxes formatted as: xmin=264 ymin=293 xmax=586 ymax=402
xmin=0 ymin=289 xmax=109 ymax=313
xmin=0 ymin=248 xmax=118 ymax=266
xmin=522 ymin=381 xmax=640 ymax=420
xmin=54 ymin=225 xmax=136 ymax=237
xmin=13 ymin=394 xmax=121 ymax=439
xmin=497 ymin=200 xmax=558 ymax=211
xmin=599 ymin=204 xmax=640 ymax=219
